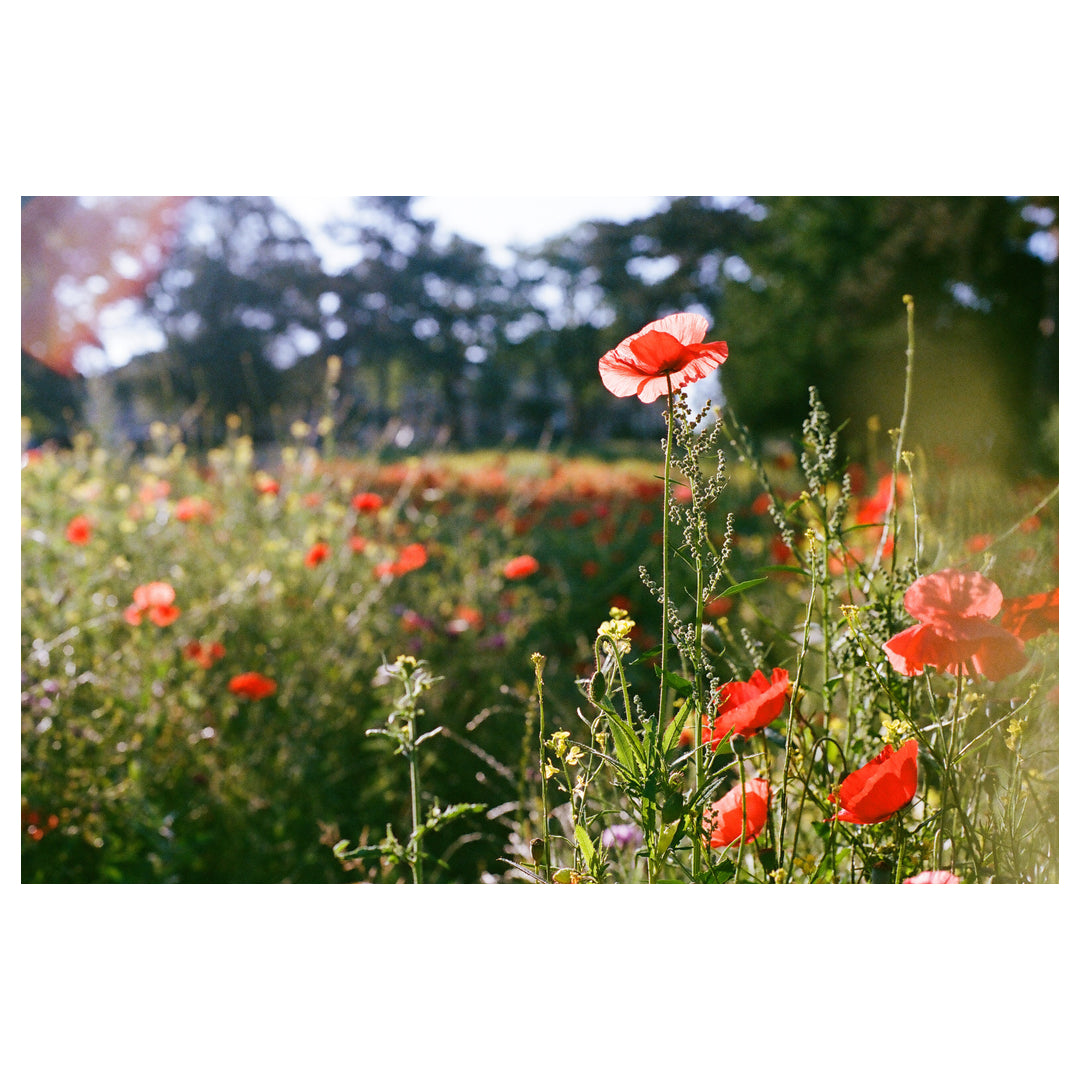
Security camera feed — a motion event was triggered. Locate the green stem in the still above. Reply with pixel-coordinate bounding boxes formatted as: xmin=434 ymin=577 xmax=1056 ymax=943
xmin=406 ymin=711 xmax=423 ymax=885
xmin=873 ymin=294 xmax=916 ymax=576
xmin=532 ymin=654 xmax=551 ymax=883
xmin=658 ymin=375 xmax=675 ymax=730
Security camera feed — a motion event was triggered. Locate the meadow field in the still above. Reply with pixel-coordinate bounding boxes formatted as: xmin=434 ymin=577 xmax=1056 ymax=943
xmin=21 ymin=350 xmax=1059 ymax=884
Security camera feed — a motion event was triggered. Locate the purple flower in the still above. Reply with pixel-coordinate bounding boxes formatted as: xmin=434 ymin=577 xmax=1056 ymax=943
xmin=601 ymin=823 xmax=643 ymax=850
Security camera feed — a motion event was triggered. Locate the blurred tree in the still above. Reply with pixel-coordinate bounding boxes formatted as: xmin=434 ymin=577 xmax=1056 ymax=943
xmin=326 ymin=197 xmax=503 ymax=444
xmin=717 ymin=196 xmax=1058 ymax=469
xmin=138 ymin=196 xmax=327 ymax=444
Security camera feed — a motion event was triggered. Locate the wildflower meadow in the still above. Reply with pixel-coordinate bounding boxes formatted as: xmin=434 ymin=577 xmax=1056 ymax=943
xmin=20 ymin=298 xmax=1059 ymax=886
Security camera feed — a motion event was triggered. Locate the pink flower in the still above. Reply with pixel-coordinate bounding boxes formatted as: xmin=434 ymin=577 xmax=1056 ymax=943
xmin=598 ymin=313 xmax=728 ymax=404
xmin=883 ymin=569 xmax=1028 ymax=681
xmin=174 ymin=496 xmax=214 ymax=523
xmin=903 ymin=870 xmax=961 ymax=884
xmin=124 ymin=581 xmax=180 ymax=627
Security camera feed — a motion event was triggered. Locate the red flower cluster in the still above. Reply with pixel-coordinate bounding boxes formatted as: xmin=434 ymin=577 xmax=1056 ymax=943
xmin=183 ymin=640 xmax=225 ymax=669
xmin=375 ymin=542 xmax=428 ymax=579
xmin=503 ymin=554 xmax=540 ymax=580
xmin=700 ymin=668 xmax=790 ymax=748
xmin=124 ymin=581 xmax=180 ymax=627
xmin=598 ymin=313 xmax=728 ymax=404
xmin=174 ymin=495 xmax=214 ymax=523
xmin=705 ymin=777 xmax=770 ymax=849
xmin=228 ymin=672 xmax=277 ymax=700
xmin=23 ymin=805 xmax=60 ymax=842
xmin=827 ymin=739 xmax=918 ymax=825
xmin=65 ymin=515 xmax=93 ymax=545
xmin=883 ymin=569 xmax=1028 ymax=680
xmin=351 ymin=492 xmax=384 ymax=513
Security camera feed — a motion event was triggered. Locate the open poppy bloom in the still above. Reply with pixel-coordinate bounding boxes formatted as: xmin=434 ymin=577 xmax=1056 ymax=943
xmin=827 ymin=739 xmax=918 ymax=824
xmin=701 ymin=667 xmax=790 ymax=748
xmin=65 ymin=515 xmax=93 ymax=545
xmin=598 ymin=313 xmax=728 ymax=404
xmin=375 ymin=542 xmax=428 ymax=579
xmin=883 ymin=569 xmax=1027 ymax=680
xmin=503 ymin=554 xmax=540 ymax=580
xmin=124 ymin=581 xmax=180 ymax=627
xmin=228 ymin=672 xmax=277 ymax=700
xmin=304 ymin=541 xmax=331 ymax=567
xmin=705 ymin=777 xmax=770 ymax=849
xmin=351 ymin=492 xmax=384 ymax=513
xmin=903 ymin=869 xmax=961 ymax=884
xmin=999 ymin=588 xmax=1058 ymax=641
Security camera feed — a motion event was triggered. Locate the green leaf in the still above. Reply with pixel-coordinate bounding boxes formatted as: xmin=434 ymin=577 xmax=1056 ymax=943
xmin=761 ymin=564 xmax=811 ymax=577
xmin=657 ymin=819 xmax=679 ymax=856
xmin=720 ymin=577 xmax=769 ymax=596
xmin=574 ymin=824 xmax=596 ymax=869
xmin=662 ymin=697 xmax=693 ymax=756
xmin=607 ymin=711 xmax=645 ymax=779
xmin=661 ymin=669 xmax=694 ymax=695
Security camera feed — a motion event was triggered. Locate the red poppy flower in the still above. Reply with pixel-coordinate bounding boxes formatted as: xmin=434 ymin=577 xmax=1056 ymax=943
xmin=351 ymin=492 xmax=384 ymax=513
xmin=883 ymin=569 xmax=1028 ymax=680
xmin=827 ymin=739 xmax=918 ymax=825
xmin=854 ymin=474 xmax=905 ymax=526
xmin=138 ymin=479 xmax=171 ymax=503
xmin=374 ymin=542 xmax=428 ymax=579
xmin=705 ymin=777 xmax=770 ymax=849
xmin=396 ymin=542 xmax=427 ymax=572
xmin=999 ymin=588 xmax=1058 ymax=641
xmin=701 ymin=668 xmax=790 ymax=748
xmin=65 ymin=515 xmax=93 ymax=545
xmin=174 ymin=495 xmax=214 ymax=523
xmin=228 ymin=672 xmax=277 ymax=700
xmin=903 ymin=869 xmax=961 ymax=884
xmin=503 ymin=554 xmax=540 ymax=580
xmin=183 ymin=640 xmax=226 ymax=669
xmin=348 ymin=534 xmax=368 ymax=553
xmin=254 ymin=474 xmax=280 ymax=496
xmin=305 ymin=541 xmax=331 ymax=567
xmin=124 ymin=581 xmax=180 ymax=627
xmin=598 ymin=313 xmax=728 ymax=404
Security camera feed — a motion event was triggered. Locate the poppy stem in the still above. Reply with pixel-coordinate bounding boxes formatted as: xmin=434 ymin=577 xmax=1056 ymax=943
xmin=658 ymin=375 xmax=675 ymax=731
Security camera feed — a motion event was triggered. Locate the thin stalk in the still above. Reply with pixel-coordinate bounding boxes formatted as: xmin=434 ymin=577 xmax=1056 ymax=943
xmin=532 ymin=654 xmax=551 ymax=882
xmin=872 ymin=294 xmax=917 ymax=576
xmin=691 ymin=546 xmax=706 ymax=880
xmin=406 ymin=712 xmax=423 ymax=885
xmin=658 ymin=374 xmax=675 ymax=730
xmin=733 ymin=748 xmax=747 ymax=884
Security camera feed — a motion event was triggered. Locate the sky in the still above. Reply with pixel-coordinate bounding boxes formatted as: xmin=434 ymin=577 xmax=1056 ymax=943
xmin=277 ymin=195 xmax=668 ymax=271
xmin=82 ymin=196 xmax=671 ymax=373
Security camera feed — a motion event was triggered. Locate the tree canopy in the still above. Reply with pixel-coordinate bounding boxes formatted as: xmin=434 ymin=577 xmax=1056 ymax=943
xmin=22 ymin=195 xmax=1057 ymax=470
